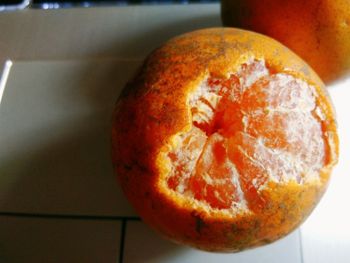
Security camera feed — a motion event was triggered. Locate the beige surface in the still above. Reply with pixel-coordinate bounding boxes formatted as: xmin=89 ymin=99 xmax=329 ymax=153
xmin=0 ymin=216 xmax=122 ymax=263
xmin=0 ymin=59 xmax=139 ymax=216
xmin=0 ymin=4 xmax=221 ymax=66
xmin=124 ymin=221 xmax=302 ymax=263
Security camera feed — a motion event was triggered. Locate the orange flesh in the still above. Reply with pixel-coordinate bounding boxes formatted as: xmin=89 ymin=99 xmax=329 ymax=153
xmin=166 ymin=60 xmax=326 ymax=211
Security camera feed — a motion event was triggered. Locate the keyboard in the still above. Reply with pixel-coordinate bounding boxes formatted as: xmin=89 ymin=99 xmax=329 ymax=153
xmin=0 ymin=0 xmax=219 ymax=11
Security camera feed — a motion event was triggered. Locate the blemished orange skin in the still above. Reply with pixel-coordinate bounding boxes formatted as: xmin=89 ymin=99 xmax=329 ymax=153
xmin=112 ymin=28 xmax=338 ymax=252
xmin=221 ymin=0 xmax=350 ymax=83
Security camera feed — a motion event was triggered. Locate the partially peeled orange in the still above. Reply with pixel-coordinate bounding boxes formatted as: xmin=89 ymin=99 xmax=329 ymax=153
xmin=112 ymin=28 xmax=338 ymax=252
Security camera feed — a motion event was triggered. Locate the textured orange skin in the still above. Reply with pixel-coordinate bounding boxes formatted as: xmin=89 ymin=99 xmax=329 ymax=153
xmin=221 ymin=0 xmax=350 ymax=83
xmin=112 ymin=28 xmax=338 ymax=252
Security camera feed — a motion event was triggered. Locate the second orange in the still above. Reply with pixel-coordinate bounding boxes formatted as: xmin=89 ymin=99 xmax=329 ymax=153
xmin=221 ymin=0 xmax=350 ymax=83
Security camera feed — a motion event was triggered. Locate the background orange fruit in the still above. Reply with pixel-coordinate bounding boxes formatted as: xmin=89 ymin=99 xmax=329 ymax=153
xmin=221 ymin=0 xmax=350 ymax=83
xmin=112 ymin=28 xmax=338 ymax=252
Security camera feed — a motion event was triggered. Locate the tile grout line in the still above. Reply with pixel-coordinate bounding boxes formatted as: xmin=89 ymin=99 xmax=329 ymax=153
xmin=298 ymin=228 xmax=305 ymax=263
xmin=119 ymin=219 xmax=127 ymax=263
xmin=0 ymin=211 xmax=140 ymax=221
xmin=0 ymin=60 xmax=12 ymax=105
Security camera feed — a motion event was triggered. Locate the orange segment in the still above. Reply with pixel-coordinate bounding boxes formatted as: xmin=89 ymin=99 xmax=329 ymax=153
xmin=227 ymin=133 xmax=269 ymax=209
xmin=187 ymin=134 xmax=244 ymax=209
xmin=166 ymin=127 xmax=207 ymax=192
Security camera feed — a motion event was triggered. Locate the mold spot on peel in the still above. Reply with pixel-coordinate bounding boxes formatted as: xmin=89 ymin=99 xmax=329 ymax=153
xmin=164 ymin=58 xmax=327 ymax=212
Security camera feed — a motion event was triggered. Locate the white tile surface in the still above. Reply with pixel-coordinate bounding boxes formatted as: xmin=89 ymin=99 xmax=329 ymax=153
xmin=301 ymin=79 xmax=350 ymax=263
xmin=124 ymin=221 xmax=302 ymax=263
xmin=0 ymin=216 xmax=121 ymax=263
xmin=0 ymin=59 xmax=140 ymax=216
xmin=0 ymin=4 xmax=221 ymax=65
